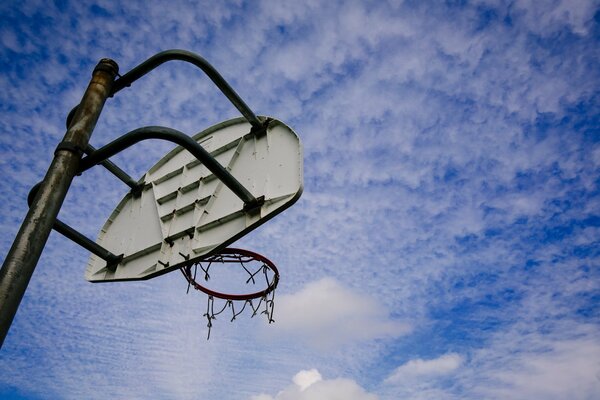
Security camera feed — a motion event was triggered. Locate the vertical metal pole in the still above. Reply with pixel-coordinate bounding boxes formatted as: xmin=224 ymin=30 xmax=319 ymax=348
xmin=0 ymin=59 xmax=119 ymax=348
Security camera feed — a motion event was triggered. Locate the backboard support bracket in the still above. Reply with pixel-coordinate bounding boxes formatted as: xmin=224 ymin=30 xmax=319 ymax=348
xmin=27 ymin=123 xmax=267 ymax=272
xmin=249 ymin=117 xmax=273 ymax=138
xmin=243 ymin=195 xmax=266 ymax=213
xmin=46 ymin=50 xmax=278 ymax=275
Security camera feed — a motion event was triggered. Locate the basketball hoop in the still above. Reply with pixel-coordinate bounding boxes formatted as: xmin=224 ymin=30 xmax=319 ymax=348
xmin=180 ymin=248 xmax=279 ymax=339
xmin=0 ymin=50 xmax=303 ymax=346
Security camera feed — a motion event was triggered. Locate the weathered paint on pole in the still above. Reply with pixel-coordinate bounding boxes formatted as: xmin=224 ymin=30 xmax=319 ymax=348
xmin=0 ymin=59 xmax=119 ymax=348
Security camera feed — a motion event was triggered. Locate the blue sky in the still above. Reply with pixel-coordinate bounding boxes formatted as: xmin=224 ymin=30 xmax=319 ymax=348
xmin=0 ymin=0 xmax=599 ymax=399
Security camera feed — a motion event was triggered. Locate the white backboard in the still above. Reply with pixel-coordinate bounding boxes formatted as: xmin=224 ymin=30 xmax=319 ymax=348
xmin=85 ymin=117 xmax=303 ymax=282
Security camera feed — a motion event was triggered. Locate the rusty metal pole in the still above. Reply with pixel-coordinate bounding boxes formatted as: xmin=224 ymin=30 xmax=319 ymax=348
xmin=0 ymin=59 xmax=119 ymax=348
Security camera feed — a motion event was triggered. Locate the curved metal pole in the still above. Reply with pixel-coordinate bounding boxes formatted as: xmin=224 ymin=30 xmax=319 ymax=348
xmin=78 ymin=126 xmax=259 ymax=207
xmin=67 ymin=50 xmax=263 ymax=130
xmin=112 ymin=49 xmax=262 ymax=129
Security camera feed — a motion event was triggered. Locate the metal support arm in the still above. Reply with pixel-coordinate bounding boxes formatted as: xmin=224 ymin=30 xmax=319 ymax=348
xmin=67 ymin=50 xmax=264 ymax=131
xmin=78 ymin=126 xmax=260 ymax=208
xmin=83 ymin=144 xmax=142 ymax=194
xmin=111 ymin=50 xmax=263 ymax=129
xmin=26 ymin=183 xmax=123 ymax=267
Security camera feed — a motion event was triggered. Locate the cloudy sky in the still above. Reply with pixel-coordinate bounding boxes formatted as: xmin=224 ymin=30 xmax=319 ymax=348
xmin=1 ymin=0 xmax=599 ymax=399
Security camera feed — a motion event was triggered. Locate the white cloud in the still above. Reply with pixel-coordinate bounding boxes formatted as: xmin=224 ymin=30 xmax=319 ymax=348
xmin=468 ymin=326 xmax=600 ymax=400
xmin=382 ymin=325 xmax=600 ymax=400
xmin=269 ymin=278 xmax=410 ymax=348
xmin=292 ymin=369 xmax=322 ymax=391
xmin=385 ymin=353 xmax=464 ymax=384
xmin=251 ymin=369 xmax=377 ymax=400
xmin=513 ymin=0 xmax=598 ymax=36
